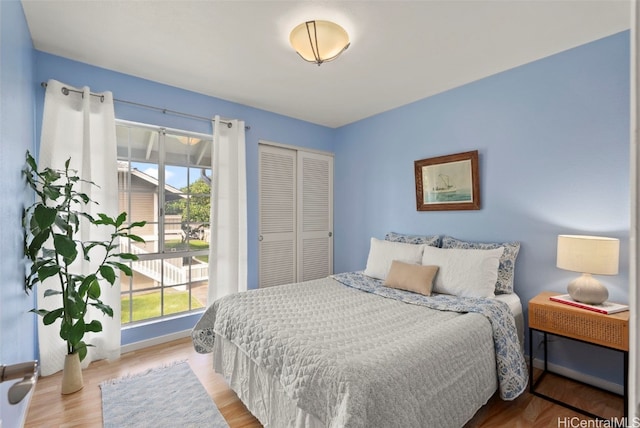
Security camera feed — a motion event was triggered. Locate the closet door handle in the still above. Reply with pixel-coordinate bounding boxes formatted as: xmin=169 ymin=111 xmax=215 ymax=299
xmin=328 ymin=232 xmax=332 ymax=237
xmin=258 ymin=235 xmax=263 ymax=242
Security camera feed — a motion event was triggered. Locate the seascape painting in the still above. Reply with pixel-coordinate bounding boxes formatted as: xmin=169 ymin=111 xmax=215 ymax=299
xmin=422 ymin=159 xmax=473 ymax=203
xmin=414 ymin=150 xmax=480 ymax=211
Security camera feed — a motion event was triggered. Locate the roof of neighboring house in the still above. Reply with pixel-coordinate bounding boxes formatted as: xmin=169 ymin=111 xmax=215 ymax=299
xmin=118 ymin=161 xmax=185 ymax=201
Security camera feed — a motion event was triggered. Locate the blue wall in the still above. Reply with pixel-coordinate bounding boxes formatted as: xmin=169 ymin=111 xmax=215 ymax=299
xmin=0 ymin=0 xmax=37 ymax=424
xmin=334 ymin=32 xmax=630 ymax=387
xmin=33 ymin=52 xmax=336 ymax=344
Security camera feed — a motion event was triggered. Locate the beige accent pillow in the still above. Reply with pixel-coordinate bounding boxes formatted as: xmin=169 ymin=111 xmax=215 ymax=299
xmin=384 ymin=260 xmax=439 ymax=296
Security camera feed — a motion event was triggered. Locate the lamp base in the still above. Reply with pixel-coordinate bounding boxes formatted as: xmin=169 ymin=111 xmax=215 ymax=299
xmin=567 ymin=273 xmax=608 ymax=305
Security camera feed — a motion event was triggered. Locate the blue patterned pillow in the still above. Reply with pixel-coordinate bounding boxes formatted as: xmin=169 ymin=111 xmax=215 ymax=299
xmin=385 ymin=232 xmax=440 ymax=247
xmin=441 ymin=236 xmax=520 ymax=294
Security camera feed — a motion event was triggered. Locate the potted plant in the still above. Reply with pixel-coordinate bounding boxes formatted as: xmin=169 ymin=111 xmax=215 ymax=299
xmin=22 ymin=152 xmax=145 ymax=394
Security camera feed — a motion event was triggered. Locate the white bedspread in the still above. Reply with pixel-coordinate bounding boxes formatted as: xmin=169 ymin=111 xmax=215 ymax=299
xmin=192 ymin=274 xmax=527 ymax=428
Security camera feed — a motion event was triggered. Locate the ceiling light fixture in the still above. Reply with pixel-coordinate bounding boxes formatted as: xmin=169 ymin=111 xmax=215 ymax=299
xmin=176 ymin=136 xmax=201 ymax=146
xmin=289 ymin=20 xmax=350 ymax=66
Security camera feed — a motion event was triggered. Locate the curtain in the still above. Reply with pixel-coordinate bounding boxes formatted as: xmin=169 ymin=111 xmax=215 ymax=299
xmin=208 ymin=115 xmax=248 ymax=303
xmin=38 ymin=79 xmax=120 ymax=376
xmin=631 ymin=0 xmax=639 ymax=420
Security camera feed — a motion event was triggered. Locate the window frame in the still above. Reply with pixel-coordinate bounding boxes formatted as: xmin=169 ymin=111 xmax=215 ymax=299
xmin=116 ymin=119 xmax=213 ymax=325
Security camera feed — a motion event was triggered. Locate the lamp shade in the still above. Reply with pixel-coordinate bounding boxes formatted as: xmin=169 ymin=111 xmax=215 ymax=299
xmin=556 ymin=234 xmax=619 ymax=275
xmin=289 ymin=20 xmax=350 ymax=65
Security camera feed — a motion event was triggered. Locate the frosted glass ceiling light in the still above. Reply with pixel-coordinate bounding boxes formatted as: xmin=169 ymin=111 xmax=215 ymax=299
xmin=289 ymin=20 xmax=350 ymax=65
xmin=176 ymin=136 xmax=201 ymax=146
xmin=556 ymin=234 xmax=619 ymax=305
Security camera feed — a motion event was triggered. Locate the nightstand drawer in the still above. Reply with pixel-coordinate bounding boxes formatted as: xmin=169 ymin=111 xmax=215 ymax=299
xmin=529 ymin=291 xmax=629 ymax=351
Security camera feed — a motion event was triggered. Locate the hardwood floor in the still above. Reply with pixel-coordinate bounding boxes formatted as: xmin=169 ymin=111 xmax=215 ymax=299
xmin=25 ymin=337 xmax=625 ymax=427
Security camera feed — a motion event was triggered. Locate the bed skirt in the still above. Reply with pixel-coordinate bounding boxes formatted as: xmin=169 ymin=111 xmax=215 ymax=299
xmin=214 ymin=335 xmax=325 ymax=428
xmin=213 ymin=334 xmax=497 ymax=428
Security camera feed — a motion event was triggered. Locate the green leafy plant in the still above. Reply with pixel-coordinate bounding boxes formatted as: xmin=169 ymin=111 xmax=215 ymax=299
xmin=165 ymin=178 xmax=211 ymax=222
xmin=22 ymin=151 xmax=145 ymax=361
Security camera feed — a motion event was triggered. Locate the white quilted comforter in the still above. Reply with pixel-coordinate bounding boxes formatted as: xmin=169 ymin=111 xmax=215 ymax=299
xmin=192 ymin=274 xmax=527 ymax=428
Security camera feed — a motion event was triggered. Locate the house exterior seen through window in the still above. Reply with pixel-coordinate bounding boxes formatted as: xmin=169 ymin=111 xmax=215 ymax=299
xmin=116 ymin=121 xmax=212 ymax=325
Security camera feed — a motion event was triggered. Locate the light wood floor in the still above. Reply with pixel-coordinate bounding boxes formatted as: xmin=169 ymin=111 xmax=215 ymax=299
xmin=25 ymin=337 xmax=624 ymax=427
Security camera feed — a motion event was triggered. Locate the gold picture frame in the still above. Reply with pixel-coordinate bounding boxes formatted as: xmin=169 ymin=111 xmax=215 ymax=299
xmin=414 ymin=150 xmax=480 ymax=211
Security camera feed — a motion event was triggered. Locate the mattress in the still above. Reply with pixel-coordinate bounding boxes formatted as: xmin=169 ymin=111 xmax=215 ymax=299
xmin=193 ymin=274 xmax=527 ymax=427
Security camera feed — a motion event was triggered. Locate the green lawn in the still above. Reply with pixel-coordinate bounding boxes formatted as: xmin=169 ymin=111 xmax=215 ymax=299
xmin=121 ymin=289 xmax=205 ymax=324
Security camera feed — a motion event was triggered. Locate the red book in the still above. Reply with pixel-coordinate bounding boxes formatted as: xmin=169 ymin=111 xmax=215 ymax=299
xmin=549 ymin=294 xmax=629 ymax=315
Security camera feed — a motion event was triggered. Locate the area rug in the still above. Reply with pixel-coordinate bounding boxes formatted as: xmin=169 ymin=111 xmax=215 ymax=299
xmin=100 ymin=360 xmax=229 ymax=428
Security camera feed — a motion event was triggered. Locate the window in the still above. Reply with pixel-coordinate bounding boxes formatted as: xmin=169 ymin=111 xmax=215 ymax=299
xmin=116 ymin=121 xmax=212 ymax=325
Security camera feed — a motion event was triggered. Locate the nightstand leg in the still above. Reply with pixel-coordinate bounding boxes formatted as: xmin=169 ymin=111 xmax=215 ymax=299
xmin=529 ymin=329 xmax=549 ymax=393
xmin=624 ymin=351 xmax=628 ymax=420
xmin=543 ymin=332 xmax=548 ymax=371
xmin=529 ymin=328 xmax=533 ymax=393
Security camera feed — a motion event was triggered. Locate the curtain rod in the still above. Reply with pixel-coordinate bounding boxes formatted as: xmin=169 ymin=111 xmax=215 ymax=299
xmin=40 ymin=82 xmax=250 ymax=130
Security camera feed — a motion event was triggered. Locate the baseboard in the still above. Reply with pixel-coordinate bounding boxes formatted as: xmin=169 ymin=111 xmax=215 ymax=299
xmin=529 ymin=357 xmax=624 ymax=395
xmin=120 ymin=330 xmax=192 ymax=354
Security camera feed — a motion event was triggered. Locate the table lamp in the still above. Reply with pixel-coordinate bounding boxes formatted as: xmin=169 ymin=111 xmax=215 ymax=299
xmin=556 ymin=234 xmax=619 ymax=305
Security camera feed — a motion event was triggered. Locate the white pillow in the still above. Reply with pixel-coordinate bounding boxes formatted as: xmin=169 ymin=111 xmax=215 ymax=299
xmin=421 ymin=246 xmax=504 ymax=298
xmin=364 ymin=237 xmax=426 ymax=280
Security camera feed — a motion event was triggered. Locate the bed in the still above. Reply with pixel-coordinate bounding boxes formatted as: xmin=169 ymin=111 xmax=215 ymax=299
xmin=192 ymin=234 xmax=528 ymax=428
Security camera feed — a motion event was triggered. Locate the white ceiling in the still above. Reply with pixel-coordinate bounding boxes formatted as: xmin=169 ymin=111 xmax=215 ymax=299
xmin=21 ymin=1 xmax=630 ymax=128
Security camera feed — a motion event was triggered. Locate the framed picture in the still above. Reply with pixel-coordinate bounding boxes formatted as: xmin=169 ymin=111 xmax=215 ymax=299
xmin=414 ymin=150 xmax=480 ymax=211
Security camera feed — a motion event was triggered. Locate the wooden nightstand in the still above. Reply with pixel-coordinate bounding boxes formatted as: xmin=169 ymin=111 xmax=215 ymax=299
xmin=528 ymin=291 xmax=629 ymax=420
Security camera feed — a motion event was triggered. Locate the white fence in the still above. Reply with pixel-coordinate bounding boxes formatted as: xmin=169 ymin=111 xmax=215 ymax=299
xmin=123 ymin=243 xmax=209 ymax=286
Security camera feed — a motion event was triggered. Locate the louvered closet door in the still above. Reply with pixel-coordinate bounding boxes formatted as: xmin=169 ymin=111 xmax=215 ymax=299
xmin=297 ymin=151 xmax=333 ymax=282
xmin=259 ymin=145 xmax=297 ymax=288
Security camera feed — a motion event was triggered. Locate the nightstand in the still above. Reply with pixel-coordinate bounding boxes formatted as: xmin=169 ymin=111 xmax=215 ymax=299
xmin=528 ymin=291 xmax=629 ymax=420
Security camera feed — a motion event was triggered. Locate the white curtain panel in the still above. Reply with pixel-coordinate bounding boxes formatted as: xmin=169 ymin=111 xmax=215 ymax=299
xmin=208 ymin=115 xmax=248 ymax=304
xmin=631 ymin=0 xmax=639 ymax=419
xmin=38 ymin=79 xmax=120 ymax=376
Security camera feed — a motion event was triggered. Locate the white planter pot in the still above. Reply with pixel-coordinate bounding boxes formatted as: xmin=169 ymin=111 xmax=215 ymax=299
xmin=61 ymin=353 xmax=83 ymax=395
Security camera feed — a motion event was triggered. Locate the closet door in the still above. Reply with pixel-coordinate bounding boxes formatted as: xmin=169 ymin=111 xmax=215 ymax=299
xmin=297 ymin=151 xmax=334 ymax=281
xmin=258 ymin=145 xmax=297 ymax=288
